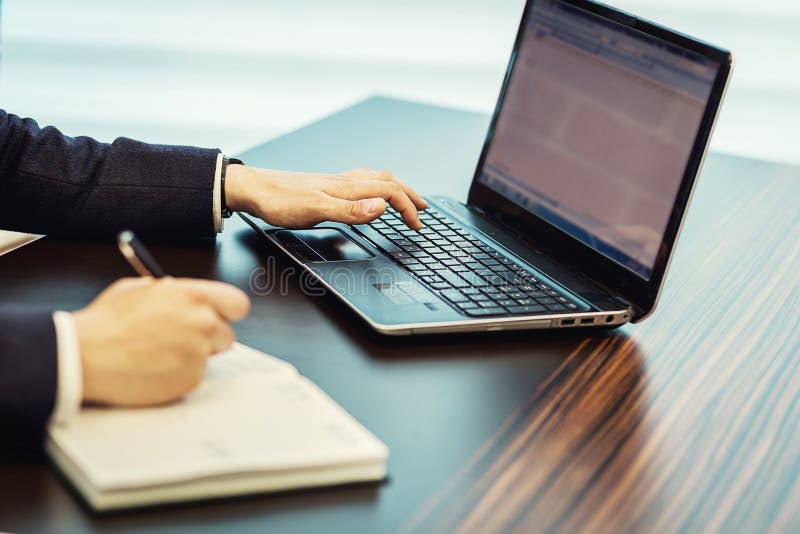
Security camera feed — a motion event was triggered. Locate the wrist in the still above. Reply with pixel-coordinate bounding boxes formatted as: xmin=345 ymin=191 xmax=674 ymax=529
xmin=224 ymin=163 xmax=250 ymax=213
xmin=71 ymin=308 xmax=98 ymax=403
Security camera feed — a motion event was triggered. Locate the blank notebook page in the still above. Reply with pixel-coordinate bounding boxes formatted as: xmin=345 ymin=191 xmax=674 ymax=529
xmin=48 ymin=343 xmax=389 ymax=491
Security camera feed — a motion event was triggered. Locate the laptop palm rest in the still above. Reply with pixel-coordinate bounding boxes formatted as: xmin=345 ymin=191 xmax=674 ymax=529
xmin=275 ymin=229 xmax=374 ymax=262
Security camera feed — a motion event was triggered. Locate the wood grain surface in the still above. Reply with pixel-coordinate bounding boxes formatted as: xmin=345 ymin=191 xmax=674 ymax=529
xmin=405 ymin=156 xmax=800 ymax=532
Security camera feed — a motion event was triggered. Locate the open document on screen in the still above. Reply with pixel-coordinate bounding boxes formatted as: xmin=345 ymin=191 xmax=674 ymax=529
xmin=479 ymin=0 xmax=719 ymax=279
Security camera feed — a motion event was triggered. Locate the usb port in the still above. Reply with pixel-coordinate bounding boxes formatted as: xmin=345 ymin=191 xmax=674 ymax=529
xmin=580 ymin=318 xmax=594 ymax=325
xmin=561 ymin=318 xmax=575 ymax=326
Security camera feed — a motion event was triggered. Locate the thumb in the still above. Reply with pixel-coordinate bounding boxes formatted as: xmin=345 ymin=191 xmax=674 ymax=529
xmin=324 ymin=196 xmax=386 ymax=224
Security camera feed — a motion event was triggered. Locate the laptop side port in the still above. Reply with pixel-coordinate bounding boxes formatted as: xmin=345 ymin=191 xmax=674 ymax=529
xmin=561 ymin=318 xmax=575 ymax=326
xmin=580 ymin=317 xmax=595 ymax=325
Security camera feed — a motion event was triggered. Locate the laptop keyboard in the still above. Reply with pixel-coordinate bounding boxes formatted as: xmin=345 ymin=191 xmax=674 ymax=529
xmin=354 ymin=206 xmax=580 ymax=317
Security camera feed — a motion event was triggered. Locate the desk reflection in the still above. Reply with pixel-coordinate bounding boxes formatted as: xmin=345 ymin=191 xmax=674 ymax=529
xmin=405 ymin=333 xmax=652 ymax=532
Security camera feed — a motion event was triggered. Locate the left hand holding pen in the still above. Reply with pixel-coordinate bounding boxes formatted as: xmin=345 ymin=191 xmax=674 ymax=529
xmin=224 ymin=166 xmax=427 ymax=230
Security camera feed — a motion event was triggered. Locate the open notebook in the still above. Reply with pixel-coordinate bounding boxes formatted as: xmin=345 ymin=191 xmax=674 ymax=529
xmin=46 ymin=343 xmax=389 ymax=512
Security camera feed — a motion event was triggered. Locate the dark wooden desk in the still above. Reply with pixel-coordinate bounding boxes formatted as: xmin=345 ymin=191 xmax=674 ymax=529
xmin=1 ymin=97 xmax=798 ymax=533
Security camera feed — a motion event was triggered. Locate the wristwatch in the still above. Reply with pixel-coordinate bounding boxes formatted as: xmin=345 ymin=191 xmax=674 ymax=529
xmin=221 ymin=156 xmax=243 ymax=219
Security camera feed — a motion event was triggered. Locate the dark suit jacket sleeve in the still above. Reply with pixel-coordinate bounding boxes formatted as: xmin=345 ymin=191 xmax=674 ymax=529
xmin=0 ymin=307 xmax=57 ymax=454
xmin=0 ymin=109 xmax=221 ymax=238
xmin=0 ymin=110 xmax=222 ymax=450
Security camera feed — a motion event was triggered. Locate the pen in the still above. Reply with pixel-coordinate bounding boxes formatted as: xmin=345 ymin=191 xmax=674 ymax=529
xmin=117 ymin=230 xmax=167 ymax=278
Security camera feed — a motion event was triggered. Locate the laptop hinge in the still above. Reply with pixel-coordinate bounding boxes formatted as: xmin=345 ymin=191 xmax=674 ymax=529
xmin=481 ymin=207 xmax=525 ymax=242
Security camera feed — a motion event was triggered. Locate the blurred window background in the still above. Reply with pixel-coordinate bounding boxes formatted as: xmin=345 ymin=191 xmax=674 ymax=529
xmin=0 ymin=0 xmax=798 ymax=165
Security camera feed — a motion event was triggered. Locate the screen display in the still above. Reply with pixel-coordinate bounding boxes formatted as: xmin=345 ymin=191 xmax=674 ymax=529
xmin=478 ymin=0 xmax=720 ymax=279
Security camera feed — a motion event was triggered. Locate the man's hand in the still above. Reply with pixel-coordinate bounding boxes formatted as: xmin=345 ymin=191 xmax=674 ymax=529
xmin=72 ymin=277 xmax=250 ymax=407
xmin=224 ymin=166 xmax=428 ymax=230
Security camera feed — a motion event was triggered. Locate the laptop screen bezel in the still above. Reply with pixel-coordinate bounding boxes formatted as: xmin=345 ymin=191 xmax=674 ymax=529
xmin=466 ymin=0 xmax=733 ymax=320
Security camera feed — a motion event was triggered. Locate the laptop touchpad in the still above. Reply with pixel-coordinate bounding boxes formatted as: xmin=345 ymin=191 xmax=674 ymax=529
xmin=277 ymin=228 xmax=374 ymax=262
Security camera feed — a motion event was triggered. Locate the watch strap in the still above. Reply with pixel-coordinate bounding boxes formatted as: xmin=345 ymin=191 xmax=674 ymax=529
xmin=221 ymin=156 xmax=243 ymax=218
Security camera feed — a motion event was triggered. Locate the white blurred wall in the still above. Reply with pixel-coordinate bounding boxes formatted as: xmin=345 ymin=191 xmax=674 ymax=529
xmin=0 ymin=0 xmax=798 ymax=164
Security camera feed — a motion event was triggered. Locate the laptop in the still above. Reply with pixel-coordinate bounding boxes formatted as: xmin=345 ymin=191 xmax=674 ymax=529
xmin=241 ymin=0 xmax=733 ymax=335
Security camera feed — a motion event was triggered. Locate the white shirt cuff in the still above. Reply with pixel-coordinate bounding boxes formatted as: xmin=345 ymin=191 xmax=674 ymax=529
xmin=213 ymin=152 xmax=223 ymax=233
xmin=50 ymin=311 xmax=83 ymax=425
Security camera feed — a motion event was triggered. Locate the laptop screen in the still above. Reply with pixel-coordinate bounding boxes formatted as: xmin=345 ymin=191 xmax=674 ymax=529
xmin=477 ymin=0 xmax=720 ymax=280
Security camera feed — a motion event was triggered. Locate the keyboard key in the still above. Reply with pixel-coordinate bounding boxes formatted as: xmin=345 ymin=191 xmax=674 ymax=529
xmin=478 ymin=300 xmax=499 ymax=308
xmin=430 ymin=282 xmax=451 ymax=290
xmin=438 ymin=270 xmax=471 ymax=288
xmin=484 ymin=275 xmax=507 ymax=286
xmin=525 ymin=289 xmax=548 ymax=298
xmin=354 ymin=225 xmax=402 ymax=253
xmin=450 ymin=247 xmax=468 ymax=259
xmin=441 ymin=289 xmax=469 ymax=303
xmin=506 ymin=305 xmax=547 ymax=314
xmin=465 ymin=307 xmax=506 ymax=316
xmin=456 ymin=301 xmax=479 ymax=310
xmin=497 ymin=299 xmax=516 ymax=307
xmin=458 ymin=270 xmax=489 ymax=287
